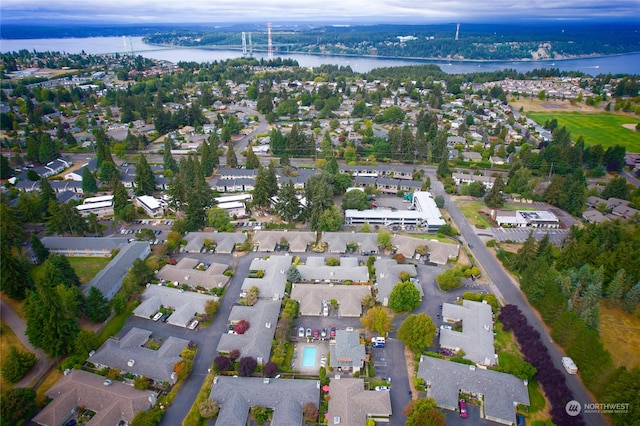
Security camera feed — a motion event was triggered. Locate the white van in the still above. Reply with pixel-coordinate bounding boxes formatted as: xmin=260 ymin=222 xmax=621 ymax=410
xmin=188 ymin=320 xmax=199 ymax=330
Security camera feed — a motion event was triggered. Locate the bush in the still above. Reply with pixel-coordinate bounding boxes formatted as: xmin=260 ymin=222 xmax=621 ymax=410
xmin=199 ymin=399 xmax=219 ymax=419
xmin=235 ymin=319 xmax=250 ymax=334
xmin=326 ymin=257 xmax=340 ymax=266
xmin=392 ymin=253 xmax=406 ymax=264
xmin=134 ymin=376 xmax=150 ymax=390
xmin=436 ymin=268 xmax=463 ymax=291
xmin=1 ymin=346 xmax=38 ymax=383
xmin=238 ymin=356 xmax=257 ymax=377
xmin=214 ymin=355 xmax=231 ymax=372
xmin=262 ymin=361 xmax=278 ymax=378
xmin=0 ymin=388 xmax=37 ymax=424
xmin=389 ymin=281 xmax=422 ymax=312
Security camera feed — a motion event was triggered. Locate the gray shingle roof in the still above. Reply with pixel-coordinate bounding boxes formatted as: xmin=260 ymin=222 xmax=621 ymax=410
xmin=321 ymin=232 xmax=379 ymax=254
xmin=417 ymin=356 xmax=529 ymax=424
xmin=133 ymin=285 xmax=218 ymax=327
xmin=374 ymin=258 xmax=418 ymax=304
xmin=290 ymin=284 xmax=371 ymax=317
xmin=440 ymin=300 xmax=496 ymax=365
xmin=217 ymin=299 xmax=282 ymax=361
xmin=156 ymin=258 xmax=229 ymax=290
xmin=183 ymin=232 xmax=247 ymax=254
xmin=42 ymin=236 xmax=129 ymax=252
xmin=210 ymin=376 xmax=320 ymax=426
xmin=331 ymin=330 xmax=365 ymax=370
xmin=297 ymin=257 xmax=369 ymax=283
xmin=240 ymin=256 xmax=292 ymax=300
xmin=327 ymin=378 xmax=392 ymax=426
xmin=89 ymin=327 xmax=189 ymax=384
xmin=84 ymin=241 xmax=150 ymax=300
xmin=253 ymin=230 xmax=315 ymax=253
xmin=32 ymin=369 xmax=156 ymax=426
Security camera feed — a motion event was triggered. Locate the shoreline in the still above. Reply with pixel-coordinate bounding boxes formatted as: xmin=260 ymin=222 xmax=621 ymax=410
xmin=142 ymin=40 xmax=640 ymax=65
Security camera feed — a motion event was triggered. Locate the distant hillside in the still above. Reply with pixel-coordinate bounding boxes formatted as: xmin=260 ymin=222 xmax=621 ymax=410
xmin=2 ymin=22 xmax=639 ymax=62
xmin=141 ymin=23 xmax=640 ymax=61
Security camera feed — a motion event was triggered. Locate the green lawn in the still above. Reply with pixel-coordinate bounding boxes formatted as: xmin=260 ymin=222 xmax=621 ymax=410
xmin=455 ymin=201 xmax=492 ymax=228
xmin=527 ymin=112 xmax=640 ymax=152
xmin=67 ymin=257 xmax=112 ymax=284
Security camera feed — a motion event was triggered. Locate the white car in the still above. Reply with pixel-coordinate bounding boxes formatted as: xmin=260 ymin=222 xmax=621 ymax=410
xmin=188 ymin=320 xmax=199 ymax=330
xmin=374 ymin=386 xmax=390 ymax=391
xmin=298 ymin=327 xmax=305 ymax=338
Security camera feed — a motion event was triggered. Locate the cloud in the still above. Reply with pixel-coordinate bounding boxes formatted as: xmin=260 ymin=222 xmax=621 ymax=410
xmin=1 ymin=0 xmax=637 ymax=23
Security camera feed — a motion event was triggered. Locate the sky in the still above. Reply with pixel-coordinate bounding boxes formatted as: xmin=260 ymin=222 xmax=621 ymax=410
xmin=1 ymin=0 xmax=639 ymax=24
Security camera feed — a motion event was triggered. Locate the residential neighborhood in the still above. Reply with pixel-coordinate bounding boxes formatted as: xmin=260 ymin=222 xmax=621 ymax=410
xmin=1 ymin=48 xmax=638 ymax=426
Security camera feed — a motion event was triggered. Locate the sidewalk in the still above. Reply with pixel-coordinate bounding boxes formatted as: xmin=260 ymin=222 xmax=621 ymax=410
xmin=0 ymin=298 xmax=51 ymax=388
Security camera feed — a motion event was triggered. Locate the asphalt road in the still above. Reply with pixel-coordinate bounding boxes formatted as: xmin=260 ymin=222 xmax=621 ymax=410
xmin=431 ymin=175 xmax=605 ymax=426
xmin=157 ymin=252 xmax=255 ymax=426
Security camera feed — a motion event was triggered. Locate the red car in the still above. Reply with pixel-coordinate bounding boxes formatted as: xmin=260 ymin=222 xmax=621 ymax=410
xmin=312 ymin=328 xmax=320 ymax=338
xmin=330 ymin=326 xmax=336 ymax=337
xmin=459 ymin=399 xmax=468 ymax=418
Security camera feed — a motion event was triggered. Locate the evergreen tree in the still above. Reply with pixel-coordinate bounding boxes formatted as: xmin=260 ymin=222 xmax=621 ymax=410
xmin=85 ymin=286 xmax=110 ymax=322
xmin=275 ymin=180 xmax=301 ymax=222
xmin=134 ymin=155 xmax=156 ymax=196
xmin=1 ymin=154 xmax=13 ymax=178
xmin=252 ymin=166 xmax=272 ymax=209
xmin=245 ymin=143 xmax=260 ymax=169
xmin=484 ymin=176 xmax=505 ymax=208
xmin=44 ymin=255 xmax=81 ymax=287
xmin=226 ymin=142 xmax=237 ymax=168
xmin=1 ymin=346 xmax=38 ymax=383
xmin=112 ymin=178 xmax=135 ymax=221
xmin=200 ymin=138 xmax=214 ymax=176
xmin=601 ymin=176 xmax=630 ymax=200
xmin=24 ymin=281 xmax=79 ymax=357
xmin=81 ymin=167 xmax=98 ymax=194
xmin=46 ymin=202 xmax=87 ymax=236
xmin=163 ymin=138 xmax=178 ymax=173
xmin=30 ymin=234 xmax=50 ymax=263
xmin=305 ymin=172 xmax=334 ymax=230
xmin=436 ymin=156 xmax=450 ymax=178
xmin=0 ymin=245 xmax=32 ymax=300
xmin=269 ymin=128 xmax=287 ymax=155
xmin=513 ymin=232 xmax=538 ymax=272
xmin=39 ymin=178 xmax=56 ymax=213
xmin=607 ymin=269 xmax=631 ymax=308
xmin=622 ymin=282 xmax=640 ymax=313
xmin=38 ymin=133 xmax=59 ymax=164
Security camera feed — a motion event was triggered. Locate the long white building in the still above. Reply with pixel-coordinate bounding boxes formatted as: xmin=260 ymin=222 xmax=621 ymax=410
xmin=345 ymin=191 xmax=445 ymax=232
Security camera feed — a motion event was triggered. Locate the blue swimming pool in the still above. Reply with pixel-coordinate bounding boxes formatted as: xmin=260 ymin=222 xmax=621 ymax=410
xmin=302 ymin=347 xmax=317 ymax=367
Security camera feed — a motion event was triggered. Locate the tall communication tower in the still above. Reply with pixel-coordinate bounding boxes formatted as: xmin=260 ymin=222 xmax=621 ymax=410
xmin=455 ymin=23 xmax=460 ymax=41
xmin=267 ymin=22 xmax=274 ymax=60
xmin=242 ymin=32 xmax=247 ymax=56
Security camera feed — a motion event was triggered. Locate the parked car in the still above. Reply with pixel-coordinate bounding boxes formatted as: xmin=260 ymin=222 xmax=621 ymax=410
xmin=298 ymin=327 xmax=305 ymax=338
xmin=374 ymin=386 xmax=390 ymax=391
xmin=188 ymin=320 xmax=199 ymax=330
xmin=440 ymin=324 xmax=453 ymax=330
xmin=516 ymin=413 xmax=526 ymax=426
xmin=330 ymin=326 xmax=336 ymax=337
xmin=306 ymin=328 xmax=312 ymax=338
xmin=459 ymin=399 xmax=468 ymax=418
xmin=312 ymin=328 xmax=320 ymax=338
xmin=321 ymin=327 xmax=328 ymax=338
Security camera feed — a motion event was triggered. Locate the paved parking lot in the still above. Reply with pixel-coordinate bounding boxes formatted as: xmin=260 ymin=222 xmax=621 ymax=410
xmin=491 ymin=227 xmax=568 ymax=244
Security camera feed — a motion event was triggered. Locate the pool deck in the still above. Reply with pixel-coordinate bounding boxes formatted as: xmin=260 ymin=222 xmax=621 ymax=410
xmin=293 ymin=341 xmax=329 ymax=374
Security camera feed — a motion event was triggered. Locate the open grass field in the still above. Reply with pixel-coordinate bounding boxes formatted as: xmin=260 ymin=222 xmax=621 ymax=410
xmin=67 ymin=257 xmax=112 ymax=284
xmin=599 ymin=303 xmax=640 ymax=369
xmin=527 ymin=112 xmax=640 ymax=152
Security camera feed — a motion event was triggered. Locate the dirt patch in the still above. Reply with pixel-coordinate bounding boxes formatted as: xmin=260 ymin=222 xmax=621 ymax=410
xmin=509 ymin=98 xmax=601 ymax=113
xmin=623 ymin=123 xmax=639 ymax=131
xmin=404 ymin=346 xmax=418 ymax=401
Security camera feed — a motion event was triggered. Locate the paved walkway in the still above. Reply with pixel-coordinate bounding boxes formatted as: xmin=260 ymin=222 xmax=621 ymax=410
xmin=0 ymin=298 xmax=51 ymax=388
